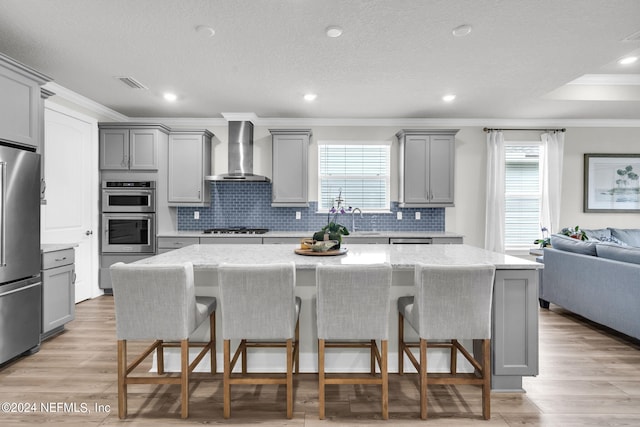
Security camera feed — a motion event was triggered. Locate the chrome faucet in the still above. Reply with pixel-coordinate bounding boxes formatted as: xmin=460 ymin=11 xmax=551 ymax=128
xmin=351 ymin=208 xmax=363 ymax=232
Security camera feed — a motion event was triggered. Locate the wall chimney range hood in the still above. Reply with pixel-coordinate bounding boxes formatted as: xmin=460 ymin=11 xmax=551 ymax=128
xmin=206 ymin=120 xmax=270 ymax=182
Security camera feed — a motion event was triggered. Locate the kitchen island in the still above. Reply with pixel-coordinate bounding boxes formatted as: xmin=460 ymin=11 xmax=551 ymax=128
xmin=135 ymin=243 xmax=541 ymax=391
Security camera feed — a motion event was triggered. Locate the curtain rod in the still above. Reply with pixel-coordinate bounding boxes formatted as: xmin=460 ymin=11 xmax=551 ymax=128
xmin=483 ymin=127 xmax=566 ymax=133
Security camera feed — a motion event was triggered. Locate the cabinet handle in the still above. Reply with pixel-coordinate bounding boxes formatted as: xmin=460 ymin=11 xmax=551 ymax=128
xmin=72 ymin=270 xmax=76 ymax=284
xmin=54 ymin=257 xmax=67 ymax=262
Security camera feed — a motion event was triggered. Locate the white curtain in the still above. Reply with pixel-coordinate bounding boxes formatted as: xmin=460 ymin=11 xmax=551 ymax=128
xmin=484 ymin=130 xmax=505 ymax=252
xmin=540 ymin=131 xmax=565 ymax=234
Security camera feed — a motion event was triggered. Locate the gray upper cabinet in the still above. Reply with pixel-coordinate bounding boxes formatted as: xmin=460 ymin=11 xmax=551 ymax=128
xmin=397 ymin=129 xmax=458 ymax=207
xmin=270 ymin=129 xmax=311 ymax=207
xmin=0 ymin=53 xmax=51 ymax=148
xmin=168 ymin=129 xmax=213 ymax=206
xmin=99 ymin=123 xmax=169 ymax=170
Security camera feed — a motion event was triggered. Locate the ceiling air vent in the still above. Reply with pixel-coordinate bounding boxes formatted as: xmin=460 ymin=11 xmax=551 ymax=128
xmin=115 ymin=76 xmax=148 ymax=89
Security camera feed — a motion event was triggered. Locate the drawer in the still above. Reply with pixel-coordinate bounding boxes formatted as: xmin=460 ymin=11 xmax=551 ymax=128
xmin=42 ymin=248 xmax=75 ymax=270
xmin=200 ymin=236 xmax=262 ymax=244
xmin=262 ymin=237 xmax=306 ymax=244
xmin=157 ymin=237 xmax=199 ymax=249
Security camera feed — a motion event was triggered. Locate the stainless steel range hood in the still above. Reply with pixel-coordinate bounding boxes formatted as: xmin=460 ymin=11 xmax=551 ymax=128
xmin=206 ymin=120 xmax=270 ymax=182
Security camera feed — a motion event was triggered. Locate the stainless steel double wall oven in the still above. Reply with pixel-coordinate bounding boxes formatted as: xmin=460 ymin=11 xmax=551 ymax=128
xmin=101 ymin=181 xmax=156 ymax=254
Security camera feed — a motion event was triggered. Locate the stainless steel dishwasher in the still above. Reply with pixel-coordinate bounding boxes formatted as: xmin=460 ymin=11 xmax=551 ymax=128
xmin=389 ymin=238 xmax=433 ymax=244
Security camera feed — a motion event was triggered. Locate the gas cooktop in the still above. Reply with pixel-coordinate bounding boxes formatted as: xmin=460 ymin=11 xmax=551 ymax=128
xmin=202 ymin=227 xmax=269 ymax=235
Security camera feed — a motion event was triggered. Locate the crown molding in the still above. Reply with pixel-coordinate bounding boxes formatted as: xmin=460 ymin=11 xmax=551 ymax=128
xmin=134 ymin=116 xmax=640 ymax=128
xmin=42 ymin=86 xmax=640 ymax=128
xmin=42 ymin=82 xmax=128 ymax=122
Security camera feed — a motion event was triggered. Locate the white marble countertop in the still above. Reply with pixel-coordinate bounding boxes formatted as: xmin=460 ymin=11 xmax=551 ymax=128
xmin=41 ymin=243 xmax=77 ymax=253
xmin=135 ymin=243 xmax=539 ymax=270
xmin=158 ymin=230 xmax=464 ymax=239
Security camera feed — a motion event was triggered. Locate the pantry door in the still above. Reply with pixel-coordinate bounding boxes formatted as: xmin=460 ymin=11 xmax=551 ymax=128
xmin=41 ymin=104 xmax=99 ymax=302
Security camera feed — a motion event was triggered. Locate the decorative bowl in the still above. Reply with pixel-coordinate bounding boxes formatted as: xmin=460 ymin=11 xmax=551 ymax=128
xmin=310 ymin=240 xmax=339 ymax=252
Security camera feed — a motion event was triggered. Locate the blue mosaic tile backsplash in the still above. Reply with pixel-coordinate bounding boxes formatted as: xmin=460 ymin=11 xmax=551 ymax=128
xmin=177 ymin=182 xmax=445 ymax=232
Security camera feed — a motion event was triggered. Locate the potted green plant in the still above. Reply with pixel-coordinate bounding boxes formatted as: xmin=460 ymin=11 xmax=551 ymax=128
xmin=313 ymin=191 xmax=352 ymax=249
xmin=560 ymin=225 xmax=587 ymax=240
xmin=534 ymin=226 xmax=551 ymax=248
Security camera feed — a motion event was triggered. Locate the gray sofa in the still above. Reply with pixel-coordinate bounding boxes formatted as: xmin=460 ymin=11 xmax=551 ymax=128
xmin=540 ymin=228 xmax=640 ymax=341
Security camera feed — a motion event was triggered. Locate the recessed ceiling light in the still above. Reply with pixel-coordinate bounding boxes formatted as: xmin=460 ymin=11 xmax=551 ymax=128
xmin=325 ymin=26 xmax=343 ymax=38
xmin=163 ymin=92 xmax=178 ymax=102
xmin=618 ymin=56 xmax=638 ymax=65
xmin=195 ymin=25 xmax=215 ymax=37
xmin=304 ymin=93 xmax=317 ymax=101
xmin=452 ymin=24 xmax=472 ymax=37
xmin=442 ymin=94 xmax=456 ymax=102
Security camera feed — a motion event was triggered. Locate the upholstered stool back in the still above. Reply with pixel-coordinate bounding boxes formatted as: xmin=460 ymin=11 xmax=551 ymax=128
xmin=409 ymin=263 xmax=495 ymax=339
xmin=316 ymin=263 xmax=392 ymax=340
xmin=218 ymin=262 xmax=297 ymax=340
xmin=111 ymin=262 xmax=205 ymax=341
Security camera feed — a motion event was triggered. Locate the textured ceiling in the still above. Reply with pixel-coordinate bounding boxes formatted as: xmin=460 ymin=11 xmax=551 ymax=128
xmin=1 ymin=0 xmax=639 ymax=120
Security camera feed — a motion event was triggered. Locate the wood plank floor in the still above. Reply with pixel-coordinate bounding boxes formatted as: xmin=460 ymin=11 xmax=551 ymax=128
xmin=1 ymin=296 xmax=639 ymax=426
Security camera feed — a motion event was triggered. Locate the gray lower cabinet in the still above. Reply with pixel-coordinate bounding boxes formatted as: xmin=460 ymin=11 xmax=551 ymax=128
xmin=262 ymin=237 xmax=305 ymax=244
xmin=41 ymin=248 xmax=75 ymax=340
xmin=270 ymin=129 xmax=311 ymax=207
xmin=100 ymin=253 xmax=154 ymax=290
xmin=200 ymin=237 xmax=262 ymax=244
xmin=168 ymin=130 xmax=213 ymax=206
xmin=0 ymin=53 xmax=51 ymax=148
xmin=157 ymin=236 xmax=199 ymax=254
xmin=491 ymin=269 xmax=539 ymax=390
xmin=342 ymin=236 xmax=389 ymax=244
xmin=99 ymin=123 xmax=170 ymax=170
xmin=431 ymin=236 xmax=464 ymax=244
xmin=397 ymin=129 xmax=457 ymax=207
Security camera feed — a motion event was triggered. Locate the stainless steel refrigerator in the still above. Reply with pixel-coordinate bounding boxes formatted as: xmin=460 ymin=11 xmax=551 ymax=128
xmin=0 ymin=142 xmax=41 ymax=365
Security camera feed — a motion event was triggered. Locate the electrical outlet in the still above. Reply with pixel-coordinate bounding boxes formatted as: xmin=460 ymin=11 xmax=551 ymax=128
xmin=415 ymin=212 xmax=421 ymax=220
xmin=194 ymin=211 xmax=199 ymax=220
xmin=295 ymin=211 xmax=301 ymax=220
xmin=397 ymin=212 xmax=402 ymax=220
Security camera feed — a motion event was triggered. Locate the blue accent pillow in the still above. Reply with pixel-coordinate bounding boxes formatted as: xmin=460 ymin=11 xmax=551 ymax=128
xmin=550 ymin=234 xmax=598 ymax=256
xmin=596 ymin=243 xmax=640 ymax=265
xmin=583 ymin=228 xmax=611 ymax=240
xmin=609 ymin=228 xmax=640 ymax=247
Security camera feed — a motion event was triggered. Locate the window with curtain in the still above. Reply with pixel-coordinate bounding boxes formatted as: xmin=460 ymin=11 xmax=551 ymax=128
xmin=505 ymin=142 xmax=542 ymax=248
xmin=318 ymin=142 xmax=390 ymax=211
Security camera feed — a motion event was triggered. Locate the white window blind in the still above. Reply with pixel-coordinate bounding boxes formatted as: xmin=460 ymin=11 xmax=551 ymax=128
xmin=318 ymin=142 xmax=390 ymax=211
xmin=505 ymin=143 xmax=541 ymax=248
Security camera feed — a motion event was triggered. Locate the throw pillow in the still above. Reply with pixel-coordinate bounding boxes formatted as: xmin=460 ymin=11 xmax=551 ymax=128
xmin=550 ymin=234 xmax=598 ymax=256
xmin=596 ymin=243 xmax=640 ymax=265
xmin=583 ymin=228 xmax=611 ymax=240
xmin=608 ymin=228 xmax=640 ymax=247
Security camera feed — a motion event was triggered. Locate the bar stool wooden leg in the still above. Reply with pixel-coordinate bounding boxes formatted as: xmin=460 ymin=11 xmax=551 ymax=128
xmin=156 ymin=340 xmax=165 ymax=375
xmin=420 ymin=338 xmax=427 ymax=420
xmin=450 ymin=339 xmax=458 ymax=375
xmin=180 ymin=339 xmax=189 ymax=419
xmin=210 ymin=313 xmax=216 ymax=374
xmin=286 ymin=338 xmax=293 ymax=419
xmin=398 ymin=312 xmax=404 ymax=374
xmin=295 ymin=319 xmax=300 ymax=374
xmin=381 ymin=340 xmax=389 ymax=420
xmin=241 ymin=339 xmax=247 ymax=374
xmin=223 ymin=339 xmax=231 ymax=419
xmin=482 ymin=338 xmax=491 ymax=420
xmin=370 ymin=339 xmax=376 ymax=375
xmin=318 ymin=339 xmax=326 ymax=420
xmin=117 ymin=340 xmax=127 ymax=419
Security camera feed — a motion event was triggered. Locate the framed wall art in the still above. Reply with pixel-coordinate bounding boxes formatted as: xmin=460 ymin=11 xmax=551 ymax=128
xmin=584 ymin=153 xmax=640 ymax=213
